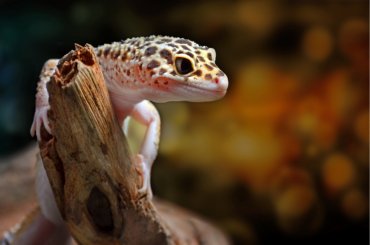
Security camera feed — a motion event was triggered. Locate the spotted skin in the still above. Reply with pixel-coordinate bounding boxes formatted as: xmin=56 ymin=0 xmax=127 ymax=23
xmin=27 ymin=35 xmax=228 ymax=245
xmin=95 ymin=36 xmax=226 ymax=101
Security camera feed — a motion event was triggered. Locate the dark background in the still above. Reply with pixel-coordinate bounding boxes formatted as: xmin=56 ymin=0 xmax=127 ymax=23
xmin=0 ymin=0 xmax=368 ymax=244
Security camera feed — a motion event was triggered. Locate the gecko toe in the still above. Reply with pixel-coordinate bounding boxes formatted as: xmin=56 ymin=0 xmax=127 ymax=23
xmin=42 ymin=112 xmax=51 ymax=134
xmin=138 ymin=179 xmax=148 ymax=193
xmin=136 ymin=155 xmax=151 ymax=196
xmin=31 ymin=106 xmax=52 ymax=141
xmin=30 ymin=119 xmax=36 ymax=137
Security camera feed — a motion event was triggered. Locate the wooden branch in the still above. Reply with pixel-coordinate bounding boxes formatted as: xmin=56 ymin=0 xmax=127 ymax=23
xmin=38 ymin=44 xmax=230 ymax=245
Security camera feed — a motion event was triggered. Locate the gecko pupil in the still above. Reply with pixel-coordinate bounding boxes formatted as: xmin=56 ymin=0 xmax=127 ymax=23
xmin=175 ymin=57 xmax=193 ymax=75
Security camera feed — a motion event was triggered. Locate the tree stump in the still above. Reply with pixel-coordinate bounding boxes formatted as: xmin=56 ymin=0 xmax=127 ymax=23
xmin=37 ymin=44 xmax=230 ymax=245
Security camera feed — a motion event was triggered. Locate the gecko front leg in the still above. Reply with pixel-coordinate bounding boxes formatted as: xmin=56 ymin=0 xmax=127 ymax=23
xmin=130 ymin=100 xmax=161 ymax=201
xmin=30 ymin=59 xmax=59 ymax=141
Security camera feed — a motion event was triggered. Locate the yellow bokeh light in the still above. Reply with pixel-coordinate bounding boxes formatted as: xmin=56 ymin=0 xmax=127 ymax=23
xmin=303 ymin=27 xmax=333 ymax=61
xmin=322 ymin=153 xmax=356 ymax=195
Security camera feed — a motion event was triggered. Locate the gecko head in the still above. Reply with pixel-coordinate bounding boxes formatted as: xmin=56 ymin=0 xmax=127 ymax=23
xmin=139 ymin=37 xmax=228 ymax=102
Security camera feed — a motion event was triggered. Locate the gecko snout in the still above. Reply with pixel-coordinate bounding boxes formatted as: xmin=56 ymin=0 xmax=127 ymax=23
xmin=215 ymin=75 xmax=228 ymax=92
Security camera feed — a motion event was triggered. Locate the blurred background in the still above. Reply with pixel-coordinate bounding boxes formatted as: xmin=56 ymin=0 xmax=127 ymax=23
xmin=0 ymin=0 xmax=368 ymax=244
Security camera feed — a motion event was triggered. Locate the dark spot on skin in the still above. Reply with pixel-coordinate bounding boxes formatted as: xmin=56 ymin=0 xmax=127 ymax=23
xmin=204 ymin=64 xmax=214 ymax=71
xmin=96 ymin=49 xmax=102 ymax=57
xmin=159 ymin=49 xmax=173 ymax=64
xmin=154 ymin=80 xmax=159 ymax=84
xmin=184 ymin=77 xmax=188 ymax=82
xmin=162 ymin=38 xmax=172 ymax=42
xmin=195 ymin=50 xmax=201 ymax=55
xmin=164 ymin=81 xmax=168 ymax=85
xmin=147 ymin=60 xmax=160 ymax=69
xmin=197 ymin=56 xmax=205 ymax=62
xmin=177 ymin=50 xmax=184 ymax=54
xmin=144 ymin=37 xmax=154 ymax=42
xmin=172 ymin=48 xmax=176 ymax=52
xmin=135 ymin=41 xmax=141 ymax=47
xmin=132 ymin=49 xmax=136 ymax=55
xmin=170 ymin=71 xmax=176 ymax=76
xmin=186 ymin=52 xmax=194 ymax=58
xmin=168 ymin=43 xmax=178 ymax=48
xmin=145 ymin=46 xmax=158 ymax=56
xmin=207 ymin=53 xmax=212 ymax=61
xmin=216 ymin=70 xmax=225 ymax=76
xmin=156 ymin=41 xmax=165 ymax=44
xmin=159 ymin=68 xmax=167 ymax=75
xmin=127 ymin=70 xmax=130 ymax=76
xmin=193 ymin=70 xmax=202 ymax=76
xmin=121 ymin=53 xmax=127 ymax=61
xmin=127 ymin=47 xmax=131 ymax=52
xmin=196 ymin=58 xmax=199 ymax=63
xmin=113 ymin=49 xmax=121 ymax=59
xmin=210 ymin=62 xmax=218 ymax=68
xmin=104 ymin=47 xmax=111 ymax=57
xmin=205 ymin=74 xmax=212 ymax=80
xmin=139 ymin=63 xmax=142 ymax=70
xmin=175 ymin=39 xmax=192 ymax=46
xmin=150 ymin=71 xmax=155 ymax=77
xmin=139 ymin=43 xmax=150 ymax=49
xmin=181 ymin=45 xmax=191 ymax=51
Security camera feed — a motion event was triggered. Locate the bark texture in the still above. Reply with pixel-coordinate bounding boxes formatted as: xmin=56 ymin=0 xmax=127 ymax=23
xmin=38 ymin=43 xmax=230 ymax=245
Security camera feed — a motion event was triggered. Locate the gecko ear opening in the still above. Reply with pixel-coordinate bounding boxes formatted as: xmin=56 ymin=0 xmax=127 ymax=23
xmin=209 ymin=48 xmax=216 ymax=62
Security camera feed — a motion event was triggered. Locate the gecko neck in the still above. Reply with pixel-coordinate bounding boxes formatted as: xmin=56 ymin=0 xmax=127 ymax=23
xmin=97 ymin=41 xmax=147 ymax=103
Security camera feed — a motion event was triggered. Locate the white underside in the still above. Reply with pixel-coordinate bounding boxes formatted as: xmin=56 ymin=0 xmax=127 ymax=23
xmin=35 ymin=155 xmax=65 ymax=226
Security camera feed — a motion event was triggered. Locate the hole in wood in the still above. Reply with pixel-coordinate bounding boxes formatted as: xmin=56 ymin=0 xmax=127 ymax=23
xmin=72 ymin=44 xmax=95 ymax=66
xmin=87 ymin=186 xmax=114 ymax=232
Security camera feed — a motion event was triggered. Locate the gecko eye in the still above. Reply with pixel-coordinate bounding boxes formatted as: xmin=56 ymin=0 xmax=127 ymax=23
xmin=175 ymin=57 xmax=194 ymax=75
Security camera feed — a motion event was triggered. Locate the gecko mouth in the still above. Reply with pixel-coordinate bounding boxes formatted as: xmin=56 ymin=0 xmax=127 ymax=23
xmin=180 ymin=75 xmax=228 ymax=94
xmin=174 ymin=82 xmax=227 ymax=101
xmin=190 ymin=86 xmax=227 ymax=97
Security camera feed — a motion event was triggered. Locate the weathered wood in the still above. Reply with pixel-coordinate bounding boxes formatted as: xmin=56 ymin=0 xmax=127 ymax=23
xmin=37 ymin=43 xmax=230 ymax=245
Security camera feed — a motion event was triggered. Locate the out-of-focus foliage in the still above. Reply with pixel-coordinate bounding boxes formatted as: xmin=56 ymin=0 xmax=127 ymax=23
xmin=0 ymin=0 xmax=368 ymax=244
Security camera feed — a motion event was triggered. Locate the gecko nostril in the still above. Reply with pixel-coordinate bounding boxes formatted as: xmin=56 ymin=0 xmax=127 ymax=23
xmin=217 ymin=76 xmax=228 ymax=91
xmin=215 ymin=78 xmax=219 ymax=84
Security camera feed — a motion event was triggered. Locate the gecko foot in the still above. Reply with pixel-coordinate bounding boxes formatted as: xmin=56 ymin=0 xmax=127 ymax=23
xmin=135 ymin=154 xmax=153 ymax=201
xmin=30 ymin=106 xmax=51 ymax=142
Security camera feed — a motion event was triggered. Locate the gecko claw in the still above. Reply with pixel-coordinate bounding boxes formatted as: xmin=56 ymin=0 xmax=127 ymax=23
xmin=136 ymin=154 xmax=153 ymax=201
xmin=30 ymin=106 xmax=51 ymax=141
xmin=30 ymin=119 xmax=36 ymax=138
xmin=41 ymin=108 xmax=52 ymax=134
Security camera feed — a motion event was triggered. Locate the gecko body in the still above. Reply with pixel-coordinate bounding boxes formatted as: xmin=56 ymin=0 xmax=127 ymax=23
xmin=5 ymin=36 xmax=228 ymax=245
